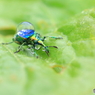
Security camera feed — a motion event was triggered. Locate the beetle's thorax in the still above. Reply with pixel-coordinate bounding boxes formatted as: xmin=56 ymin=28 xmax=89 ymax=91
xmin=30 ymin=33 xmax=45 ymax=46
xmin=30 ymin=33 xmax=41 ymax=42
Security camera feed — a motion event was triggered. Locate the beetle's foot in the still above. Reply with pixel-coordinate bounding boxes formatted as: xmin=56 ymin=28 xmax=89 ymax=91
xmin=53 ymin=46 xmax=58 ymax=48
xmin=2 ymin=43 xmax=8 ymax=45
xmin=14 ymin=50 xmax=20 ymax=53
xmin=47 ymin=46 xmax=58 ymax=49
xmin=36 ymin=55 xmax=39 ymax=58
xmin=56 ymin=37 xmax=63 ymax=39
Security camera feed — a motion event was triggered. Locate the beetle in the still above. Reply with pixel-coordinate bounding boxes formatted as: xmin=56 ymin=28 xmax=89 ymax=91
xmin=2 ymin=22 xmax=62 ymax=58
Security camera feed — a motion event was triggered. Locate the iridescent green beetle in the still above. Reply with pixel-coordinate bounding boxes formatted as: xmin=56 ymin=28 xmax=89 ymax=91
xmin=2 ymin=22 xmax=62 ymax=57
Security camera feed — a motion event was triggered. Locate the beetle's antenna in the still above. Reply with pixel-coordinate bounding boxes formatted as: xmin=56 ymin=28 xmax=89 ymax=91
xmin=2 ymin=42 xmax=13 ymax=45
xmin=47 ymin=46 xmax=58 ymax=48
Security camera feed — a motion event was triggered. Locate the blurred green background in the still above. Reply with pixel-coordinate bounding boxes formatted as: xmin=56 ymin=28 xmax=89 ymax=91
xmin=0 ymin=0 xmax=95 ymax=95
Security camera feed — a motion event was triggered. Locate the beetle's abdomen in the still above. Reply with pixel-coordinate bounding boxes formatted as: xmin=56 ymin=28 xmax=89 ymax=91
xmin=13 ymin=34 xmax=26 ymax=45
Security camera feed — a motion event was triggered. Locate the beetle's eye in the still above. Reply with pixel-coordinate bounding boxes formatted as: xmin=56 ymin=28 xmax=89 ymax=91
xmin=17 ymin=22 xmax=35 ymax=38
xmin=17 ymin=22 xmax=35 ymax=32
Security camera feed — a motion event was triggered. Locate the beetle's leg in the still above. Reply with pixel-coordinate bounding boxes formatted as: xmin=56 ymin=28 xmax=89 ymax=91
xmin=48 ymin=36 xmax=63 ymax=39
xmin=28 ymin=45 xmax=39 ymax=58
xmin=44 ymin=46 xmax=49 ymax=56
xmin=2 ymin=42 xmax=13 ymax=45
xmin=14 ymin=42 xmax=25 ymax=53
xmin=42 ymin=36 xmax=63 ymax=41
xmin=34 ymin=50 xmax=39 ymax=58
xmin=14 ymin=46 xmax=21 ymax=53
xmin=42 ymin=36 xmax=47 ymax=41
xmin=34 ymin=45 xmax=49 ymax=56
xmin=47 ymin=46 xmax=58 ymax=48
xmin=32 ymin=48 xmax=39 ymax=58
xmin=36 ymin=40 xmax=49 ymax=56
xmin=44 ymin=46 xmax=58 ymax=56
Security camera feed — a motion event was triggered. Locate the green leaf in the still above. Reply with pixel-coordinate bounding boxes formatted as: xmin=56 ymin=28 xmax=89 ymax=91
xmin=0 ymin=0 xmax=95 ymax=95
